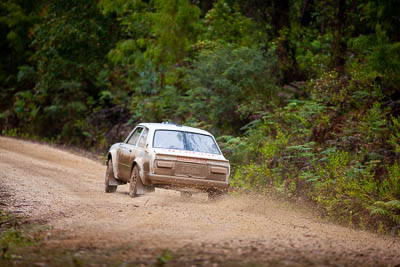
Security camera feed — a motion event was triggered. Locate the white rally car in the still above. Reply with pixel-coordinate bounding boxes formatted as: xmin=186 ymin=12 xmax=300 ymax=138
xmin=104 ymin=122 xmax=230 ymax=199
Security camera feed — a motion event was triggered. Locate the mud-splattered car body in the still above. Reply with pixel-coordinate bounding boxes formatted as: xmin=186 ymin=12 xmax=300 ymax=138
xmin=105 ymin=122 xmax=230 ymax=198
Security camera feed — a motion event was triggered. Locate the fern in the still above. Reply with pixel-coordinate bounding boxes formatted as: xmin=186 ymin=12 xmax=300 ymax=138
xmin=386 ymin=200 xmax=400 ymax=208
xmin=390 ymin=214 xmax=400 ymax=225
xmin=369 ymin=200 xmax=400 ymax=225
xmin=369 ymin=206 xmax=389 ymax=216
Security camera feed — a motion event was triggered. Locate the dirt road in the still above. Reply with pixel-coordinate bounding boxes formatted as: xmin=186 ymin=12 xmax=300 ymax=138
xmin=0 ymin=136 xmax=399 ymax=266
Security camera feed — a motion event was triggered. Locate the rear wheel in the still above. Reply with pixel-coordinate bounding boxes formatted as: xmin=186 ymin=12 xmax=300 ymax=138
xmin=105 ymin=160 xmax=117 ymax=193
xmin=129 ymin=165 xmax=139 ymax=198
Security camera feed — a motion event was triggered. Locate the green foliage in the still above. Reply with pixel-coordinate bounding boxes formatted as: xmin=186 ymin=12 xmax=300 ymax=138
xmin=357 ymin=1 xmax=400 ymax=43
xmin=156 ymin=251 xmax=173 ymax=266
xmin=203 ymin=0 xmax=261 ymax=47
xmin=0 ymin=210 xmax=34 ymax=260
xmin=295 ymin=29 xmax=332 ymax=77
xmin=351 ymin=25 xmax=400 ymax=89
xmin=103 ymin=0 xmax=200 ymax=84
xmin=229 ymin=74 xmax=400 ymax=230
xmin=360 ymin=102 xmax=389 ymax=142
xmin=183 ymin=45 xmax=277 ymax=134
xmin=384 ymin=162 xmax=400 ymax=199
xmin=0 ymin=0 xmax=42 ymax=111
xmin=388 ymin=117 xmax=400 ymax=155
xmin=217 ymin=135 xmax=250 ymax=166
xmin=150 ymin=0 xmax=201 ymax=66
xmin=231 ymin=162 xmax=271 ymax=191
xmin=369 ymin=200 xmax=400 ymax=225
xmin=129 ymin=85 xmax=181 ymax=123
xmin=1 ymin=128 xmax=18 ymax=137
xmin=230 ymin=122 xmax=294 ymax=194
xmin=283 ymin=99 xmax=326 ymax=137
xmin=99 ymin=0 xmax=202 ymax=128
xmin=0 ymin=0 xmax=122 ymax=144
xmin=310 ymin=151 xmax=375 ymax=220
xmin=1 ymin=228 xmax=32 ymax=259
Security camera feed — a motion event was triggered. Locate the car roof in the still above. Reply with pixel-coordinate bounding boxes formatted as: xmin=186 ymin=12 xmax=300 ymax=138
xmin=138 ymin=123 xmax=212 ymax=136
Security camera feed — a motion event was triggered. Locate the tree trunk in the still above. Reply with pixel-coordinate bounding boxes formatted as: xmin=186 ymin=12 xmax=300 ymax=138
xmin=275 ymin=0 xmax=290 ymax=35
xmin=330 ymin=0 xmax=346 ymax=70
xmin=274 ymin=0 xmax=299 ymax=83
xmin=301 ymin=0 xmax=314 ymax=27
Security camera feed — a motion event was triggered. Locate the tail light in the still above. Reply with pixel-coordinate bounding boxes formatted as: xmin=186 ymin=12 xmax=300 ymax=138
xmin=211 ymin=166 xmax=228 ymax=174
xmin=156 ymin=160 xmax=173 ymax=168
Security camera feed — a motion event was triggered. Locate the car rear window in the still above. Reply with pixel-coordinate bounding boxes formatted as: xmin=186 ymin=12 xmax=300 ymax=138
xmin=153 ymin=130 xmax=220 ymax=155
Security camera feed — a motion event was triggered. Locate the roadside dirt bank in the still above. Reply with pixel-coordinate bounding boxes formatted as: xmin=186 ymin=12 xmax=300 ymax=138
xmin=0 ymin=136 xmax=399 ymax=266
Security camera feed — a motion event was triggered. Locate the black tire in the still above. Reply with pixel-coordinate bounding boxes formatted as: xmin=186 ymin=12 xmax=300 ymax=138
xmin=129 ymin=165 xmax=139 ymax=198
xmin=105 ymin=160 xmax=117 ymax=193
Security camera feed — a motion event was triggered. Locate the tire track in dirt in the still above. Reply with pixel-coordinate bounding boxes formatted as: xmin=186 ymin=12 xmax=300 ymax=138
xmin=0 ymin=136 xmax=399 ymax=266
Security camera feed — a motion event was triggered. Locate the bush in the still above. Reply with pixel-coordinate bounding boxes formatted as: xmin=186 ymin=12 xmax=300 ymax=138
xmin=183 ymin=45 xmax=277 ymax=134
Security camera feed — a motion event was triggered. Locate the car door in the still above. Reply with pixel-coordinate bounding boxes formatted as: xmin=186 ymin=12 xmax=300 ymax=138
xmin=118 ymin=127 xmax=143 ymax=180
xmin=131 ymin=127 xmax=150 ymax=175
xmin=125 ymin=127 xmax=148 ymax=174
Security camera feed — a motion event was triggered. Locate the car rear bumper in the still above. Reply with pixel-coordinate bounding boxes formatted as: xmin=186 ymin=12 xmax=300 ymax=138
xmin=147 ymin=173 xmax=229 ymax=190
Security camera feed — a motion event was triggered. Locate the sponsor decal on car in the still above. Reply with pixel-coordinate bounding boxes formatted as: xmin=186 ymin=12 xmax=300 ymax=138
xmin=177 ymin=156 xmax=207 ymax=164
xmin=163 ymin=149 xmax=218 ymax=157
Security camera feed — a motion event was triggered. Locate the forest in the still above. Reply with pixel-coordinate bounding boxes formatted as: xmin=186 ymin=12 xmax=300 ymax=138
xmin=0 ymin=0 xmax=399 ymax=233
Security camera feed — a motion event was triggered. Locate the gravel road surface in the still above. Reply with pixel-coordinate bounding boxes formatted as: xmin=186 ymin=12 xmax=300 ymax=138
xmin=0 ymin=137 xmax=399 ymax=266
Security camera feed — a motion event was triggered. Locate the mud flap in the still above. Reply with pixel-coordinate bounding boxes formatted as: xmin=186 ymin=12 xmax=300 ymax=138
xmin=135 ymin=174 xmax=146 ymax=195
xmin=107 ymin=159 xmax=126 ymax=186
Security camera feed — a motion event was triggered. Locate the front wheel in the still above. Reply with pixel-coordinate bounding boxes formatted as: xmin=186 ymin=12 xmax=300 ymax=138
xmin=105 ymin=160 xmax=117 ymax=193
xmin=129 ymin=165 xmax=139 ymax=198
